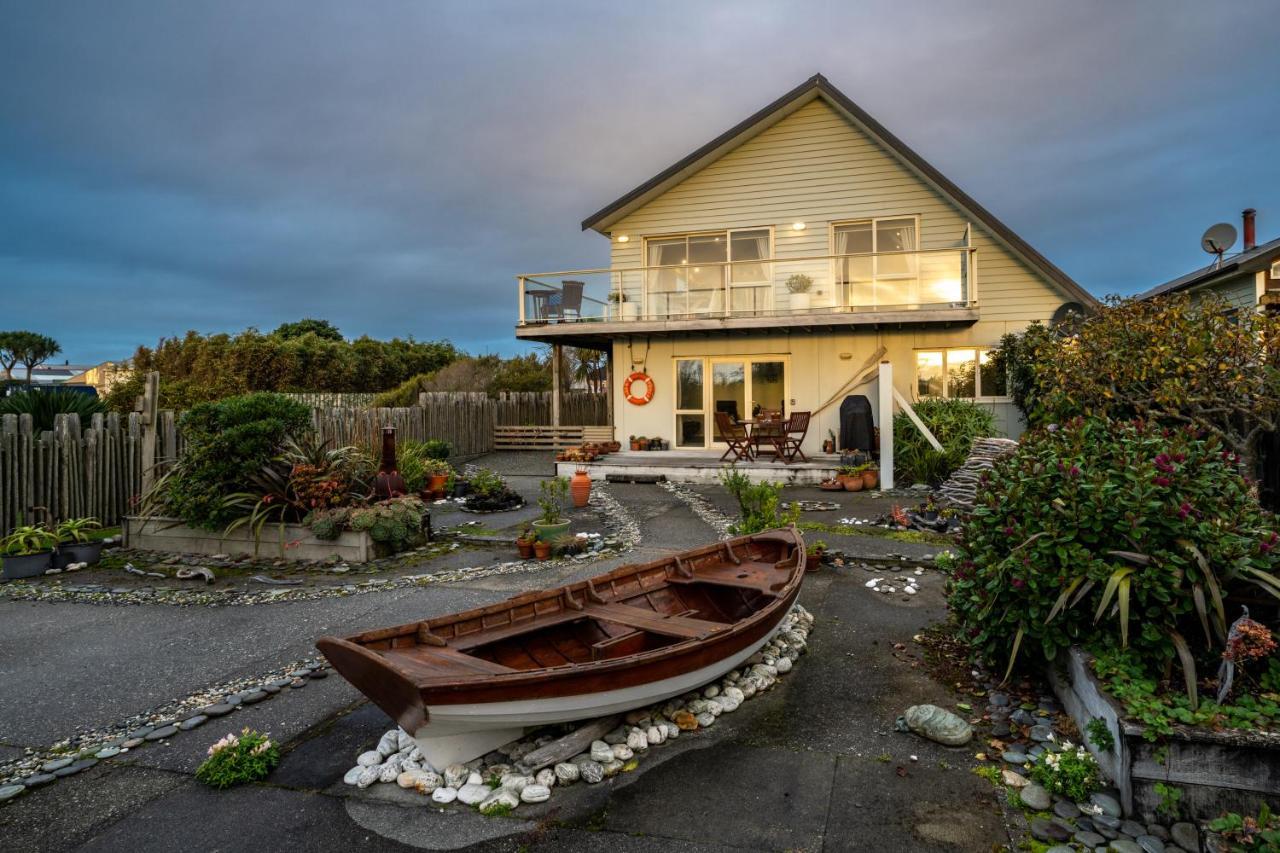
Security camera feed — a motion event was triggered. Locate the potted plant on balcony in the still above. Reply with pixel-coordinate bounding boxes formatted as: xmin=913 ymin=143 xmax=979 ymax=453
xmin=532 ymin=476 xmax=571 ymax=542
xmin=785 ymin=274 xmax=814 ymax=311
xmin=54 ymin=517 xmax=104 ymax=568
xmin=2 ymin=524 xmax=59 ymax=580
xmin=608 ymin=291 xmax=640 ymax=321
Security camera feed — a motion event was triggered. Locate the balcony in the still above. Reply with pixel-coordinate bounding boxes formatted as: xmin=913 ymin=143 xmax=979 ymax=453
xmin=515 ymin=248 xmax=978 ymax=343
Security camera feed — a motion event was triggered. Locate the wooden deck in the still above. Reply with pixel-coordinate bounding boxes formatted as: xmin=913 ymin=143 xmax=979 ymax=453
xmin=554 ymin=450 xmax=840 ymax=484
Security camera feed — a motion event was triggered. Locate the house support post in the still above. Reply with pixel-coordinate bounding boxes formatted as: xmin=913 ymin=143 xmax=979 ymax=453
xmin=605 ymin=348 xmax=614 ymax=430
xmin=551 ymin=343 xmax=561 ymax=429
xmin=877 ymin=361 xmax=893 ymax=490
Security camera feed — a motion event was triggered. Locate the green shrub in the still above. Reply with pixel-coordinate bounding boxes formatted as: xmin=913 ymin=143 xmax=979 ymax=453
xmin=196 ymin=728 xmax=280 ymax=789
xmin=155 ymin=393 xmax=312 ymax=530
xmin=720 ymin=470 xmax=799 ymax=535
xmin=893 ymin=398 xmax=997 ymax=486
xmin=0 ymin=390 xmax=107 ymax=432
xmin=309 ymin=496 xmax=428 ymax=554
xmin=947 ymin=417 xmax=1280 ymax=689
xmin=1209 ymin=803 xmax=1280 ymax=852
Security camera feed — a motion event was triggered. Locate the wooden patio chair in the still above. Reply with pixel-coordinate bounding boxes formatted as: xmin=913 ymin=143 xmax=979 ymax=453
xmin=776 ymin=411 xmax=811 ymax=463
xmin=715 ymin=412 xmax=754 ymax=462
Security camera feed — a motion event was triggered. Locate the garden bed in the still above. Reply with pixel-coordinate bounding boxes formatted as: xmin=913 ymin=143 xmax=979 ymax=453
xmin=124 ymin=516 xmax=375 ymax=563
xmin=1051 ymin=646 xmax=1280 ymax=821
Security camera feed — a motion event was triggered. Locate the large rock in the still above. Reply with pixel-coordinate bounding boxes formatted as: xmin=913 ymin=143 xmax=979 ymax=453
xmin=897 ymin=704 xmax=973 ymax=746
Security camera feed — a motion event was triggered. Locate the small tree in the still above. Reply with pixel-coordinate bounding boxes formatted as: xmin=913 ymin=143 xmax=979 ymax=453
xmin=272 ymin=319 xmax=343 ymax=341
xmin=997 ymin=294 xmax=1280 ymax=472
xmin=12 ymin=332 xmax=61 ymax=385
xmin=0 ymin=331 xmax=23 ymax=382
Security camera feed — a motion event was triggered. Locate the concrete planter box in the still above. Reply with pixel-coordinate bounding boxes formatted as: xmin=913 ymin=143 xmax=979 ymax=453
xmin=125 ymin=516 xmax=374 ymax=563
xmin=1050 ymin=646 xmax=1280 ymax=822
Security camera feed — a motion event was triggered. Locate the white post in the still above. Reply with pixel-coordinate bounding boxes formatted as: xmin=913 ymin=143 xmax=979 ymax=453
xmin=551 ymin=343 xmax=561 ymax=429
xmin=878 ymin=360 xmax=894 ymax=490
xmin=518 ymin=277 xmax=527 ymax=325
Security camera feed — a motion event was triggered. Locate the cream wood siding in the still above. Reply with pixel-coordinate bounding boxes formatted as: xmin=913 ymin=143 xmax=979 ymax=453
xmin=607 ymin=98 xmax=1070 ymax=327
xmin=612 ymin=329 xmax=1025 ymax=457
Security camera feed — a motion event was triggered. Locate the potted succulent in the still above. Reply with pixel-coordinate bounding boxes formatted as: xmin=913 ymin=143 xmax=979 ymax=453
xmin=2 ymin=524 xmax=59 ymax=579
xmin=785 ymin=274 xmax=814 ymax=311
xmin=533 ymin=538 xmax=552 ymax=560
xmin=632 ymin=435 xmax=646 ymax=452
xmin=55 ymin=517 xmax=104 ymax=568
xmin=818 ymin=478 xmax=844 ymax=491
xmin=822 ymin=429 xmax=836 ymax=455
xmin=532 ymin=476 xmax=571 ymax=542
xmin=515 ymin=524 xmax=535 ymax=559
xmin=859 ymin=462 xmax=879 ymax=490
xmin=806 ymin=539 xmax=827 ymax=567
xmin=424 ymin=459 xmax=452 ymax=497
xmin=838 ymin=465 xmax=864 ymax=492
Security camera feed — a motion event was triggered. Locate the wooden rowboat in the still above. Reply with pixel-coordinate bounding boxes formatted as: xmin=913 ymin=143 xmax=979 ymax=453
xmin=317 ymin=526 xmax=806 ymax=768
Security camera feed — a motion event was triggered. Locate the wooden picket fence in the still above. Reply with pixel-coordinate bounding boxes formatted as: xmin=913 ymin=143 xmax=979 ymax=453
xmin=281 ymin=391 xmax=378 ymax=408
xmin=0 ymin=390 xmax=609 ymax=536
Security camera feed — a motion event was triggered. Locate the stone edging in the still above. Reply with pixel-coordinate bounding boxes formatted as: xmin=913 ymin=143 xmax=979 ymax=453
xmin=0 ymin=486 xmax=641 ymax=609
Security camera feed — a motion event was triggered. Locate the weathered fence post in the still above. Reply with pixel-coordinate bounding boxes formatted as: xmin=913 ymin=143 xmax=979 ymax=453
xmin=139 ymin=371 xmax=159 ymax=497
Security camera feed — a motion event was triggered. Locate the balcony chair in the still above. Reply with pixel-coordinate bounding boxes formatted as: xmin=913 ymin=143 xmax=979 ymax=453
xmin=547 ymin=280 xmax=584 ymax=321
xmin=715 ymin=412 xmax=754 ymax=462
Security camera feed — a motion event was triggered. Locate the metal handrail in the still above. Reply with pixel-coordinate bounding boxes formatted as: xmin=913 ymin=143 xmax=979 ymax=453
xmin=517 ymin=246 xmax=974 ymax=281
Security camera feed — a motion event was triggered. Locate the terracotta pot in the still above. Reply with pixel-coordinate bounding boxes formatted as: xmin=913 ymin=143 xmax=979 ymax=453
xmin=427 ymin=474 xmax=448 ymax=493
xmin=843 ymin=476 xmax=864 ymax=492
xmin=861 ymin=470 xmax=879 ymax=490
xmin=533 ymin=541 xmax=552 ymax=560
xmin=822 ymin=440 xmax=835 ymax=454
xmin=630 ymin=441 xmax=642 ymax=451
xmin=570 ymin=469 xmax=592 ymax=508
xmin=516 ymin=538 xmax=534 ymax=559
xmin=819 ymin=480 xmax=844 ymax=491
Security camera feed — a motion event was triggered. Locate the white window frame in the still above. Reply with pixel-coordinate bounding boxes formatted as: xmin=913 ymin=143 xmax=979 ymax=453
xmin=671 ymin=354 xmax=791 ymax=449
xmin=1270 ymin=260 xmax=1280 ymax=280
xmin=914 ymin=347 xmax=1009 ymax=402
xmin=643 ymin=227 xmax=775 ymax=317
xmin=829 ymin=215 xmax=922 ymax=308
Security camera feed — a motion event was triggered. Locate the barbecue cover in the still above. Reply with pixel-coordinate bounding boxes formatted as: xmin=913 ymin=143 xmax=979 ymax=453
xmin=839 ymin=395 xmax=875 ymax=452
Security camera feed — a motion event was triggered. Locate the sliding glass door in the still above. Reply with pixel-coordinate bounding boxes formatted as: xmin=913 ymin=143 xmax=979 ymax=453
xmin=677 ymin=356 xmax=788 ymax=448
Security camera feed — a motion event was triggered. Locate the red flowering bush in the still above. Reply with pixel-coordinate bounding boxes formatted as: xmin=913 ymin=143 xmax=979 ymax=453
xmin=946 ymin=417 xmax=1280 ymax=690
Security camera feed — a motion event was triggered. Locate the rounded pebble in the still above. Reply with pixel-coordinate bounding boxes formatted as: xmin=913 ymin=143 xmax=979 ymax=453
xmin=431 ymin=786 xmax=458 ymax=803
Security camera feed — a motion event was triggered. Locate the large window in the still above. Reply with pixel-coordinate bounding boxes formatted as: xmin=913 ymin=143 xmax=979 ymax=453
xmin=833 ymin=217 xmax=919 ymax=307
xmin=673 ymin=355 xmax=789 ymax=448
xmin=645 ymin=228 xmax=772 ymax=316
xmin=915 ymin=348 xmax=1006 ymax=399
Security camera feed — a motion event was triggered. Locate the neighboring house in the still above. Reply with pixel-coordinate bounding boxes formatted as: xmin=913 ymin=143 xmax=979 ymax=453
xmin=65 ymin=360 xmax=131 ymax=394
xmin=1138 ymin=209 xmax=1280 ymax=311
xmin=515 ymin=74 xmax=1096 ymax=455
xmin=10 ymin=362 xmax=101 ymax=386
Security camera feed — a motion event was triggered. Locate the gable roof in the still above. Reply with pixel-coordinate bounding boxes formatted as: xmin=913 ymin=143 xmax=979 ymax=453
xmin=1138 ymin=234 xmax=1280 ymax=300
xmin=582 ymin=74 xmax=1097 ymax=309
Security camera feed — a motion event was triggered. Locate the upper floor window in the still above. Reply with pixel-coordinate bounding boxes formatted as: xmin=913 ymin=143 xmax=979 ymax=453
xmin=1271 ymin=260 xmax=1280 ymax=280
xmin=916 ymin=348 xmax=1007 ymax=399
xmin=833 ymin=217 xmax=921 ymax=307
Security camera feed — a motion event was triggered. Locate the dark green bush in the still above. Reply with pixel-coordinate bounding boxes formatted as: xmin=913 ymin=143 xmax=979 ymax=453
xmin=947 ymin=417 xmax=1280 ymax=688
xmin=0 ymin=390 xmax=107 ymax=431
xmin=893 ymin=398 xmax=997 ymax=486
xmin=720 ymin=470 xmax=799 ymax=535
xmin=157 ymin=393 xmax=312 ymax=530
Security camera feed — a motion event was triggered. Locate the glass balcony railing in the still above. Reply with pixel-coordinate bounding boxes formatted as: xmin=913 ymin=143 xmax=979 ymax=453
xmin=517 ymin=248 xmax=976 ymax=326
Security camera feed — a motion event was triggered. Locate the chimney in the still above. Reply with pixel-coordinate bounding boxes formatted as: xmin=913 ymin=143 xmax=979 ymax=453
xmin=1243 ymin=208 xmax=1257 ymax=251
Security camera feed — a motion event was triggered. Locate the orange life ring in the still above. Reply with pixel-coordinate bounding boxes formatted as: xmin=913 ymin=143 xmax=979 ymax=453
xmin=624 ymin=372 xmax=655 ymax=405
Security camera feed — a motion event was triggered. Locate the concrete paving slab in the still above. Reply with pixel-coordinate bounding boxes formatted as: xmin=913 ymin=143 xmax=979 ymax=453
xmin=0 ymin=763 xmax=184 ymax=853
xmin=597 ymin=743 xmax=835 ymax=851
xmin=77 ymin=782 xmax=417 ymax=853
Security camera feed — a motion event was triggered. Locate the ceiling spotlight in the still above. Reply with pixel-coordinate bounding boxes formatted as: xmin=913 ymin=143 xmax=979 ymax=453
xmin=791 ymin=222 xmax=806 ymax=231
xmin=616 ymin=234 xmax=630 ymax=243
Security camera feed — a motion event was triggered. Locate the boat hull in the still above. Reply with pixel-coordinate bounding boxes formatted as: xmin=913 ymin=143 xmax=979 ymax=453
xmin=318 ymin=527 xmax=806 ymax=768
xmin=411 ymin=624 xmax=780 ymax=768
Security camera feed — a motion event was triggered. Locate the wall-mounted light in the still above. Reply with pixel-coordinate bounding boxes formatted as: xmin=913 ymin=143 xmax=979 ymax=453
xmin=616 ymin=234 xmax=630 ymax=243
xmin=791 ymin=222 xmax=806 ymax=231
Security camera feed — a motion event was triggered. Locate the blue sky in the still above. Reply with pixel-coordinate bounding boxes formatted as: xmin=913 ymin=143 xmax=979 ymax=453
xmin=2 ymin=1 xmax=1278 ymax=363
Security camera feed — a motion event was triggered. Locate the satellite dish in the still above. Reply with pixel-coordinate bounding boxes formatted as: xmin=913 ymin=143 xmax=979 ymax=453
xmin=1201 ymin=222 xmax=1237 ymax=258
xmin=1051 ymin=302 xmax=1086 ymax=334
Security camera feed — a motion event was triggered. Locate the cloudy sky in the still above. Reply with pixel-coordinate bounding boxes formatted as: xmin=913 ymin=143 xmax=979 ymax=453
xmin=3 ymin=1 xmax=1278 ymax=363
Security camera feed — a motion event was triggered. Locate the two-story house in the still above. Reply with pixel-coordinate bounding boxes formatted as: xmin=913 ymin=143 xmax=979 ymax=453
xmin=1139 ymin=209 xmax=1280 ymax=311
xmin=515 ymin=74 xmax=1096 ymax=466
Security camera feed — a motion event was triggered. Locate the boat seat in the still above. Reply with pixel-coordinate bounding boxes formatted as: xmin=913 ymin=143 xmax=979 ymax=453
xmin=383 ymin=646 xmax=518 ymax=679
xmin=581 ymin=602 xmax=727 ymax=640
xmin=665 ymin=562 xmax=786 ymax=596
